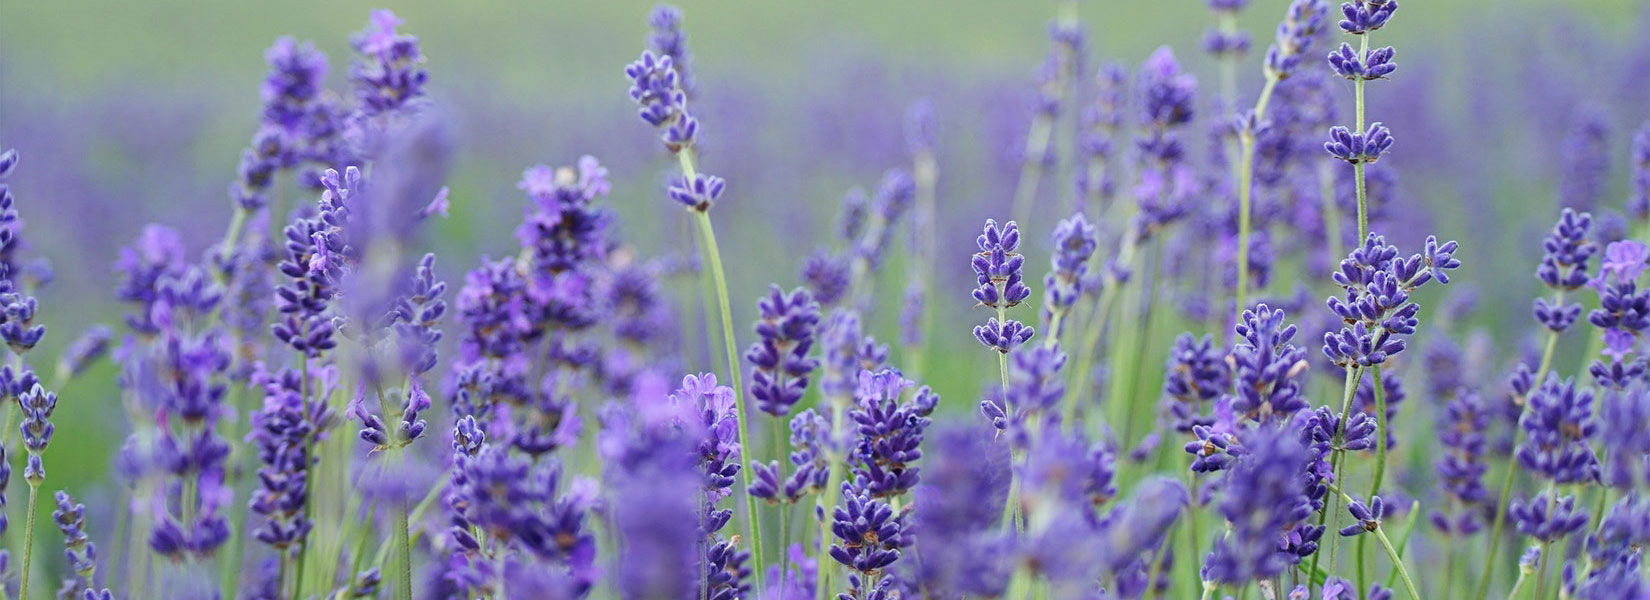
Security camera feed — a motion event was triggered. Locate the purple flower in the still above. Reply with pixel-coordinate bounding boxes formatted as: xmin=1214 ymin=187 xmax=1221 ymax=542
xmin=1140 ymin=47 xmax=1196 ymax=129
xmin=801 ymin=249 xmax=851 ymax=308
xmin=666 ymin=172 xmax=725 ymax=212
xmin=1043 ymin=213 xmax=1099 ymax=334
xmin=1323 ymin=233 xmax=1458 ymax=368
xmin=647 ymin=5 xmax=695 ymax=100
xmin=819 ymin=309 xmax=885 ymax=399
xmin=1516 ymin=374 xmax=1598 ymax=484
xmin=1327 ymin=42 xmax=1396 ymax=80
xmin=828 ymin=482 xmax=905 ymax=574
xmin=1511 ymin=490 xmax=1588 ymax=542
xmin=848 ymin=369 xmax=935 ymax=499
xmin=1630 ymin=122 xmax=1650 ymax=221
xmin=1203 ymin=424 xmax=1321 ymax=584
xmin=1337 ymin=495 xmax=1385 ymax=537
xmin=1323 ymin=122 xmax=1393 ymax=164
xmin=1264 ymin=0 xmax=1330 ymax=79
xmin=52 ymin=490 xmax=98 ymax=589
xmin=1537 ymin=208 xmax=1598 ymax=291
xmin=349 ymin=10 xmax=428 ymax=116
xmin=971 ymin=219 xmax=1030 ymax=310
xmin=625 ymin=50 xmax=696 ymax=151
xmin=1432 ymin=389 xmax=1490 ymax=536
xmin=746 ymin=285 xmax=820 ymax=417
xmin=1598 ymin=240 xmax=1649 ymax=286
xmin=1337 ymin=0 xmax=1398 ymax=34
xmin=1230 ymin=304 xmax=1309 ymax=423
xmin=1597 ymin=389 xmax=1650 ymax=489
xmin=1558 ymin=105 xmax=1611 ymax=212
xmin=1163 ymin=333 xmax=1231 ymax=432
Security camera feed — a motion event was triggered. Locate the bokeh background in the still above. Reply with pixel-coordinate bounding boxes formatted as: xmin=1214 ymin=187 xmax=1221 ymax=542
xmin=2 ymin=0 xmax=1649 ymax=575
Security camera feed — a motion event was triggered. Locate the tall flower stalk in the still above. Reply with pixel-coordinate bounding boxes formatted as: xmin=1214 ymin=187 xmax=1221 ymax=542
xmin=1326 ymin=0 xmax=1399 ymax=241
xmin=1233 ymin=0 xmax=1327 ymax=316
xmin=626 ymin=46 xmax=764 ymax=590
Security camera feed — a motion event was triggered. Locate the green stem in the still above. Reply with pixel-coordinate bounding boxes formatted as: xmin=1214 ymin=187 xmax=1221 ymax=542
xmin=493 ymin=545 xmax=508 ymax=600
xmin=1383 ymin=500 xmax=1422 ymax=591
xmin=1312 ymin=366 xmax=1363 ymax=584
xmin=1506 ymin=570 xmax=1529 ymax=600
xmin=342 ymin=505 xmax=378 ymax=598
xmin=19 ymin=482 xmax=38 ymax=600
xmin=1235 ymin=76 xmax=1281 ymax=319
xmin=394 ymin=503 xmax=412 ymax=600
xmin=1374 ymin=525 xmax=1422 ymax=600
xmin=1370 ymin=364 xmax=1389 ymax=497
xmin=690 ymin=207 xmax=764 ymax=589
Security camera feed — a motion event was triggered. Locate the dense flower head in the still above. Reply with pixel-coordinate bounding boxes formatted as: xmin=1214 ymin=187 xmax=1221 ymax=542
xmin=1337 ymin=0 xmax=1398 ymax=34
xmin=1517 ymin=374 xmax=1599 ymax=484
xmin=1631 ymin=122 xmax=1650 ymax=221
xmin=56 ymin=325 xmax=112 ymax=380
xmin=971 ymin=219 xmax=1030 ymax=310
xmin=1597 ymin=388 xmax=1650 ymax=488
xmin=625 ymin=50 xmax=697 ymax=151
xmin=855 ymin=169 xmax=917 ymax=270
xmin=1537 ymin=208 xmax=1598 ymax=291
xmin=908 ymin=426 xmax=1012 ymax=596
xmin=1432 ymin=389 xmax=1490 ymax=536
xmin=1303 ymin=405 xmax=1377 ymax=455
xmin=516 ymin=158 xmax=612 ymax=274
xmin=349 ymin=9 xmax=429 ymax=116
xmin=1323 ymin=122 xmax=1393 ymax=164
xmin=1512 ymin=490 xmax=1588 ymax=542
xmin=746 ymin=285 xmax=821 ymax=416
xmin=1327 ymin=42 xmax=1396 ymax=80
xmin=1322 ymin=233 xmax=1458 ymax=367
xmin=1203 ymin=424 xmax=1321 ymax=584
xmin=1163 ymin=333 xmax=1231 ymax=432
xmin=646 ymin=4 xmax=695 ymax=99
xmin=848 ymin=369 xmax=935 ymax=498
xmin=1264 ymin=0 xmax=1330 ymax=79
xmin=1139 ymin=47 xmax=1196 ymax=129
xmin=248 ymin=377 xmax=319 ymax=551
xmin=1559 ymin=105 xmax=1611 ymax=212
xmin=801 ymin=249 xmax=852 ymax=307
xmin=819 ymin=309 xmax=886 ymax=398
xmin=53 ymin=490 xmax=97 ymax=584
xmin=1229 ymin=304 xmax=1309 ymax=423
xmin=19 ymin=383 xmax=56 ymax=481
xmin=828 ymin=481 xmax=906 ymax=574
xmin=1043 ymin=212 xmax=1099 ymax=330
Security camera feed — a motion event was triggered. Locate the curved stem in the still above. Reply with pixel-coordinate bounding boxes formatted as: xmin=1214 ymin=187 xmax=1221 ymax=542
xmin=393 ymin=503 xmax=412 ymax=600
xmin=1311 ymin=366 xmax=1363 ymax=584
xmin=683 ymin=146 xmax=764 ymax=592
xmin=1370 ymin=364 xmax=1389 ymax=497
xmin=19 ymin=482 xmax=38 ymax=600
xmin=1234 ymin=76 xmax=1281 ymax=319
xmin=1375 ymin=525 xmax=1422 ymax=600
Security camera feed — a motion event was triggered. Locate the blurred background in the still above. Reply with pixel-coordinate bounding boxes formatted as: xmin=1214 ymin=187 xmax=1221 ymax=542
xmin=2 ymin=0 xmax=1649 ymax=550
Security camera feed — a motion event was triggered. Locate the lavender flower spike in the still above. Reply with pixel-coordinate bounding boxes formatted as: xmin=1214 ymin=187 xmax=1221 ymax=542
xmin=1324 ymin=122 xmax=1393 ymax=164
xmin=972 ymin=219 xmax=1034 ymax=353
xmin=745 ymin=285 xmax=821 ymax=417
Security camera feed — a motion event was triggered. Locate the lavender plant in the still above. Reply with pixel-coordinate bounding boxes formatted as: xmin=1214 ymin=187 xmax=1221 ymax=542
xmin=10 ymin=3 xmax=1650 ymax=600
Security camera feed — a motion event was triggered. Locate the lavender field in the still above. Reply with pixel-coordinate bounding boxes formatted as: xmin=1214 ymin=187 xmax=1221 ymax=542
xmin=1 ymin=0 xmax=1649 ymax=598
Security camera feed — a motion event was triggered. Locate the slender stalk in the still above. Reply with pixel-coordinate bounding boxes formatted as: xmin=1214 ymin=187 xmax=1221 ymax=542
xmin=814 ymin=394 xmax=847 ymax=600
xmin=1383 ymin=500 xmax=1422 ymax=591
xmin=1476 ymin=316 xmax=1564 ymax=600
xmin=1506 ymin=570 xmax=1530 ymax=600
xmin=18 ymin=483 xmax=38 ymax=600
xmin=1311 ymin=366 xmax=1363 ymax=584
xmin=342 ymin=507 xmax=379 ymax=597
xmin=1369 ymin=364 xmax=1389 ymax=497
xmin=1533 ymin=486 xmax=1557 ymax=600
xmin=679 ymin=147 xmax=765 ymax=591
xmin=907 ymin=147 xmax=938 ymax=382
xmin=1235 ymin=77 xmax=1282 ymax=319
xmin=493 ymin=546 xmax=509 ymax=600
xmin=393 ymin=502 xmax=413 ymax=600
xmin=1374 ymin=525 xmax=1422 ymax=600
